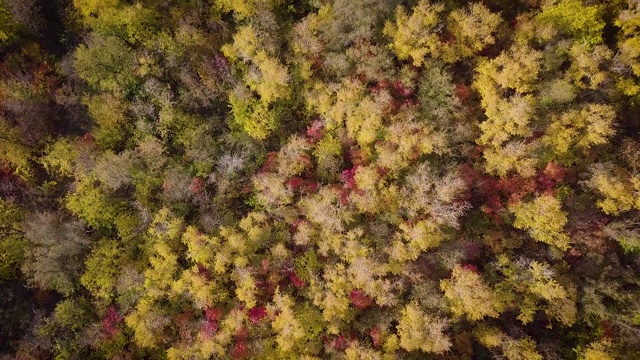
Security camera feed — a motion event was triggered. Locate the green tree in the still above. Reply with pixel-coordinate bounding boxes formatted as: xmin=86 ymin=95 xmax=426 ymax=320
xmin=65 ymin=175 xmax=124 ymax=230
xmin=80 ymin=239 xmax=124 ymax=301
xmin=0 ymin=199 xmax=26 ymax=282
xmin=0 ymin=1 xmax=18 ymax=47
xmin=74 ymin=34 xmax=138 ymax=94
xmin=535 ymin=0 xmax=605 ymax=47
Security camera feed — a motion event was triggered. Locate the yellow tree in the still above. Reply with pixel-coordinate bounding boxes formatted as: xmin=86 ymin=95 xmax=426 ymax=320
xmin=440 ymin=264 xmax=504 ymax=321
xmin=441 ymin=3 xmax=502 ymax=62
xmin=584 ymin=163 xmax=640 ymax=215
xmin=384 ymin=0 xmax=443 ymax=66
xmin=510 ymin=194 xmax=571 ymax=250
xmin=397 ymin=302 xmax=452 ymax=354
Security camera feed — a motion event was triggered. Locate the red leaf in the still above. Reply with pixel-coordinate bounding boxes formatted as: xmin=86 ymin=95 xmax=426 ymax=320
xmin=174 ymin=311 xmax=193 ymax=328
xmin=370 ymin=327 xmax=383 ymax=348
xmin=349 ymin=289 xmax=374 ymax=310
xmin=102 ymin=306 xmax=123 ymax=339
xmin=235 ymin=327 xmax=249 ymax=342
xmin=464 ymin=242 xmax=482 ymax=261
xmin=232 ymin=341 xmax=249 ymax=359
xmin=378 ymin=79 xmax=390 ymax=89
xmin=189 ymin=177 xmax=205 ymax=194
xmin=306 ymin=119 xmax=325 ymax=142
xmin=290 ymin=273 xmax=305 ymax=288
xmin=455 ymin=84 xmax=471 ymax=101
xmin=340 ymin=188 xmax=349 ymax=205
xmin=462 ymin=264 xmax=479 ymax=274
xmin=248 ymin=307 xmax=267 ymax=324
xmin=287 ymin=177 xmax=305 ymax=190
xmin=303 ymin=181 xmax=319 ymax=193
xmin=205 ymin=307 xmax=223 ymax=322
xmin=82 ymin=132 xmax=94 ymax=143
xmin=197 ymin=264 xmax=211 ymax=280
xmin=331 ymin=336 xmax=348 ymax=350
xmin=392 ymin=81 xmax=413 ymax=98
xmin=544 ymin=162 xmax=566 ymax=182
xmin=259 ymin=152 xmax=278 ymax=173
xmin=341 ymin=167 xmax=357 ymax=189
xmin=200 ymin=320 xmax=218 ymax=339
xmin=260 ymin=258 xmax=270 ymax=273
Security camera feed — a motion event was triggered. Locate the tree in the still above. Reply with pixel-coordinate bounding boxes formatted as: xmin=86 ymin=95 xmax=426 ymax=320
xmin=604 ymin=220 xmax=640 ymax=252
xmin=442 ymin=3 xmax=502 ymax=62
xmin=579 ymin=341 xmax=615 ymax=360
xmin=440 ymin=264 xmax=504 ymax=321
xmin=65 ymin=175 xmax=124 ymax=230
xmin=73 ymin=0 xmax=120 ymax=19
xmin=614 ymin=3 xmax=640 ymax=101
xmin=74 ymin=34 xmax=138 ymax=94
xmin=271 ymin=291 xmax=306 ymax=355
xmin=383 ymin=0 xmax=444 ymax=66
xmin=568 ymin=43 xmax=612 ymax=90
xmin=21 ymin=212 xmax=89 ymax=295
xmin=229 ymin=88 xmax=281 ymax=140
xmin=0 ymin=199 xmax=25 ymax=282
xmin=80 ymin=239 xmax=124 ymax=302
xmin=125 ymin=297 xmax=171 ymax=349
xmin=535 ymin=0 xmax=605 ymax=47
xmin=0 ymin=115 xmax=36 ymax=180
xmin=0 ymin=1 xmax=18 ymax=47
xmin=510 ymin=194 xmax=571 ymax=250
xmin=584 ymin=163 xmax=640 ymax=215
xmin=474 ymin=325 xmax=543 ymax=360
xmin=397 ymin=302 xmax=452 ymax=354
xmin=541 ymin=104 xmax=616 ymax=163
xmin=83 ymin=93 xmax=132 ymax=150
xmin=40 ymin=138 xmax=80 ymax=178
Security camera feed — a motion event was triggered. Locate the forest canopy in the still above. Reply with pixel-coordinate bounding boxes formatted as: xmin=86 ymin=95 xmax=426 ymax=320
xmin=0 ymin=0 xmax=640 ymax=359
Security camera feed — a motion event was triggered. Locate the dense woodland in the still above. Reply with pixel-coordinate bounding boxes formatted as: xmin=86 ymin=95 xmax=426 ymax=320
xmin=1 ymin=0 xmax=640 ymax=358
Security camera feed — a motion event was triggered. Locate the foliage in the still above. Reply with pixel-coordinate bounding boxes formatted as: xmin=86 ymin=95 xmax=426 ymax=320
xmin=0 ymin=0 xmax=639 ymax=358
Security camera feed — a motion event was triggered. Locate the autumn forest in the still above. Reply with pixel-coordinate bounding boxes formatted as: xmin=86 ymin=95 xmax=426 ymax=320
xmin=1 ymin=0 xmax=640 ymax=359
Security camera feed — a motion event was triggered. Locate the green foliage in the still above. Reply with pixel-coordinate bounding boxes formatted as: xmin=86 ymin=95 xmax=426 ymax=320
xmin=0 ymin=1 xmax=17 ymax=47
xmin=0 ymin=199 xmax=25 ymax=282
xmin=80 ymin=239 xmax=123 ymax=301
xmin=0 ymin=116 xmax=35 ymax=180
xmin=74 ymin=34 xmax=138 ymax=94
xmin=41 ymin=138 xmax=79 ymax=178
xmin=52 ymin=298 xmax=93 ymax=332
xmin=535 ymin=0 xmax=605 ymax=47
xmin=229 ymin=93 xmax=281 ymax=140
xmin=65 ymin=176 xmax=124 ymax=230
xmin=84 ymin=93 xmax=132 ymax=149
xmin=604 ymin=220 xmax=640 ymax=252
